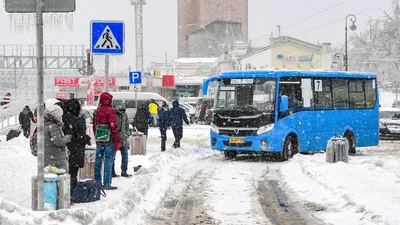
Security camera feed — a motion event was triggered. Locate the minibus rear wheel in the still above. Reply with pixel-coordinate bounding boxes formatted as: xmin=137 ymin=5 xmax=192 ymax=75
xmin=344 ymin=131 xmax=356 ymax=154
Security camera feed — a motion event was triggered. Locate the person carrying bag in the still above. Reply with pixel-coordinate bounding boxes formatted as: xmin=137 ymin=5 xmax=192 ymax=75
xmin=93 ymin=92 xmax=121 ymax=190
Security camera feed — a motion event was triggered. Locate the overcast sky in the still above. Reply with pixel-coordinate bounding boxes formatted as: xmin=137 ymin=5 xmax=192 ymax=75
xmin=1 ymin=0 xmax=392 ymax=71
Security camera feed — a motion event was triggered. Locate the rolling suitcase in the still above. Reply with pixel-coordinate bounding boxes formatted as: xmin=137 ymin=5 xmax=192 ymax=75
xmin=79 ymin=147 xmax=96 ymax=180
xmin=129 ymin=133 xmax=147 ymax=155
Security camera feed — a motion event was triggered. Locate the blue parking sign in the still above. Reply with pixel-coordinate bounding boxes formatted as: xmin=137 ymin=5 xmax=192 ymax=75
xmin=129 ymin=71 xmax=142 ymax=84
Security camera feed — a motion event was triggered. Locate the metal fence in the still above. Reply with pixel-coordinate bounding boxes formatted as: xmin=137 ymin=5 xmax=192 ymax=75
xmin=0 ymin=96 xmax=36 ymax=131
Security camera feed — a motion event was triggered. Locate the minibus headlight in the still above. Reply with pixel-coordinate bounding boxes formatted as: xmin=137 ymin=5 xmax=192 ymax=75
xmin=211 ymin=124 xmax=219 ymax=134
xmin=257 ymin=124 xmax=274 ymax=135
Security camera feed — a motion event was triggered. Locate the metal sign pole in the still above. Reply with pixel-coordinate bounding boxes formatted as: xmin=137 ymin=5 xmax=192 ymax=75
xmin=105 ymin=55 xmax=109 ymax=92
xmin=35 ymin=0 xmax=45 ymax=211
xmin=135 ymin=85 xmax=138 ymax=111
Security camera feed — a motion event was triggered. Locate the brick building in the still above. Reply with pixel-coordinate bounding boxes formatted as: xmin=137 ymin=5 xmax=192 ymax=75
xmin=178 ymin=0 xmax=248 ymax=57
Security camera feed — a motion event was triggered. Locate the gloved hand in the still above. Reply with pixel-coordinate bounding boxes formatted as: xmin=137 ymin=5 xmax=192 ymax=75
xmin=85 ymin=134 xmax=92 ymax=146
xmin=114 ymin=143 xmax=121 ymax=152
xmin=65 ymin=134 xmax=72 ymax=142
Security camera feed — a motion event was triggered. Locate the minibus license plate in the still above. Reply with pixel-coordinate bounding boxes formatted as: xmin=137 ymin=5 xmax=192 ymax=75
xmin=229 ymin=138 xmax=244 ymax=143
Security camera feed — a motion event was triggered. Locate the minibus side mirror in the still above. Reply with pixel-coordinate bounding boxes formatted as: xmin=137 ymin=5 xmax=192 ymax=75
xmin=280 ymin=96 xmax=289 ymax=112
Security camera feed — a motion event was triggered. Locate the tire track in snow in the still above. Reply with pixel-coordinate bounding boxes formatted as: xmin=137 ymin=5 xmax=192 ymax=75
xmin=146 ymin=160 xmax=218 ymax=225
xmin=258 ymin=166 xmax=326 ymax=225
xmin=202 ymin=161 xmax=271 ymax=225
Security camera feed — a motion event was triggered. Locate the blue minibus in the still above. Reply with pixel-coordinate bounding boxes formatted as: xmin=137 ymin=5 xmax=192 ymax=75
xmin=203 ymin=70 xmax=379 ymax=161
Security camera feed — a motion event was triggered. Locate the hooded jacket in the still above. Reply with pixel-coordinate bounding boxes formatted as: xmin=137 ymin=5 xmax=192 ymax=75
xmin=115 ymin=103 xmax=131 ymax=147
xmin=158 ymin=105 xmax=171 ymax=129
xmin=93 ymin=92 xmax=120 ymax=144
xmin=43 ymin=105 xmax=70 ymax=170
xmin=169 ymin=100 xmax=189 ymax=128
xmin=58 ymin=99 xmax=89 ymax=168
xmin=133 ymin=104 xmax=152 ymax=132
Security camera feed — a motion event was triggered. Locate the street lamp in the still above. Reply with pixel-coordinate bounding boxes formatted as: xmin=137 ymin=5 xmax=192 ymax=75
xmin=344 ymin=14 xmax=357 ymax=71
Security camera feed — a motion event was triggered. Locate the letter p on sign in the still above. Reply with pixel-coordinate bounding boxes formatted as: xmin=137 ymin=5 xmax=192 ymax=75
xmin=129 ymin=71 xmax=142 ymax=85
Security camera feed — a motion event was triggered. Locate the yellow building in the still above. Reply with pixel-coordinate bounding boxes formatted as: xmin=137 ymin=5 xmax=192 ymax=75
xmin=235 ymin=36 xmax=333 ymax=70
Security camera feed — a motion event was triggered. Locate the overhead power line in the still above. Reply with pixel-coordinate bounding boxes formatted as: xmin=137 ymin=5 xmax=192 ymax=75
xmin=250 ymin=0 xmax=352 ymax=42
xmin=281 ymin=0 xmax=351 ymax=31
xmin=300 ymin=6 xmax=377 ymax=34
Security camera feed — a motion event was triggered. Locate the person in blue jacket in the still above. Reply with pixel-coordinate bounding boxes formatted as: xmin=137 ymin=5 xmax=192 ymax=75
xmin=169 ymin=99 xmax=189 ymax=148
xmin=158 ymin=102 xmax=170 ymax=151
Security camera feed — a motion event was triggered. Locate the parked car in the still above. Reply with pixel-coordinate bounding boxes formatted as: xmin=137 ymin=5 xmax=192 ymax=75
xmin=392 ymin=100 xmax=400 ymax=108
xmin=179 ymin=102 xmax=196 ymax=123
xmin=379 ymin=107 xmax=400 ymax=140
xmin=95 ymin=92 xmax=168 ymax=122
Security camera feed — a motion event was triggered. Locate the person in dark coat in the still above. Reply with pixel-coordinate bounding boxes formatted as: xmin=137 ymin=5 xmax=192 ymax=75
xmin=158 ymin=102 xmax=171 ymax=151
xmin=43 ymin=104 xmax=72 ymax=172
xmin=93 ymin=92 xmax=121 ymax=190
xmin=112 ymin=103 xmax=132 ymax=177
xmin=169 ymin=100 xmax=190 ymax=148
xmin=57 ymin=99 xmax=91 ymax=196
xmin=132 ymin=104 xmax=152 ymax=137
xmin=18 ymin=106 xmax=34 ymax=138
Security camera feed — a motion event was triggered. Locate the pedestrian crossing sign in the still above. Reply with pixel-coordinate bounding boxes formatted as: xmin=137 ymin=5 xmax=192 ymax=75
xmin=91 ymin=21 xmax=124 ymax=55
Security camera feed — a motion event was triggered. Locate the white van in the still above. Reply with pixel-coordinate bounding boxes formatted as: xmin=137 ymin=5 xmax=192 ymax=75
xmin=95 ymin=92 xmax=168 ymax=121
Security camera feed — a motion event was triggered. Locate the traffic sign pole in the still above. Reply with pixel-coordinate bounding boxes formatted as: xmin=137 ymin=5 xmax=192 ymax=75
xmin=105 ymin=55 xmax=109 ymax=91
xmin=36 ymin=0 xmax=45 ymax=211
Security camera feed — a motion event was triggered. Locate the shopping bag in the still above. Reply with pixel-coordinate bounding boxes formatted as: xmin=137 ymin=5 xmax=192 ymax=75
xmin=79 ymin=148 xmax=96 ymax=180
xmin=129 ymin=133 xmax=147 ymax=155
xmin=6 ymin=126 xmax=21 ymax=141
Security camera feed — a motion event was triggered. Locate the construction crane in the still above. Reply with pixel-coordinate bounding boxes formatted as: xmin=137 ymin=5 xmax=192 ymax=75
xmin=131 ymin=0 xmax=145 ymax=74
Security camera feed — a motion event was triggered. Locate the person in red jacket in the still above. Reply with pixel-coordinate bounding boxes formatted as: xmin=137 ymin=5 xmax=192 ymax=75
xmin=93 ymin=92 xmax=121 ymax=190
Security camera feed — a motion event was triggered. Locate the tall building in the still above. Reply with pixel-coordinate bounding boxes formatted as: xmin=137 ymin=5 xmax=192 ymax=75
xmin=178 ymin=0 xmax=248 ymax=57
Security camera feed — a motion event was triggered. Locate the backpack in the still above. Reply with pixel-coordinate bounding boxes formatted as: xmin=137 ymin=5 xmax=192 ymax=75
xmin=30 ymin=129 xmax=38 ymax=156
xmin=72 ymin=179 xmax=106 ymax=203
xmin=95 ymin=124 xmax=110 ymax=142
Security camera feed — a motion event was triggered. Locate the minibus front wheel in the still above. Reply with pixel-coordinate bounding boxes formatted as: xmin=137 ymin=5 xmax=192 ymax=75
xmin=224 ymin=151 xmax=237 ymax=159
xmin=281 ymin=135 xmax=299 ymax=161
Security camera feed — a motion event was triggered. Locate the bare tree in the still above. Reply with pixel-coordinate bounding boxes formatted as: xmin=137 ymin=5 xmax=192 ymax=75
xmin=349 ymin=0 xmax=400 ymax=82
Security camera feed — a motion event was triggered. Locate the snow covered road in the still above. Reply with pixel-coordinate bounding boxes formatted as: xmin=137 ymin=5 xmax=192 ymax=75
xmin=2 ymin=123 xmax=400 ymax=225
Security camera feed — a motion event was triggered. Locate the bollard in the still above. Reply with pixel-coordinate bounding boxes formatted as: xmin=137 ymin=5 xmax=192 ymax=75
xmin=43 ymin=174 xmax=59 ymax=211
xmin=58 ymin=174 xmax=71 ymax=209
xmin=326 ymin=136 xmax=349 ymax=163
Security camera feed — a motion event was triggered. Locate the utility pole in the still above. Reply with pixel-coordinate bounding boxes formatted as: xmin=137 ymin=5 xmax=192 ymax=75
xmin=165 ymin=52 xmax=168 ymax=74
xmin=36 ymin=0 xmax=45 ymax=211
xmin=132 ymin=0 xmax=145 ymax=76
xmin=277 ymin=25 xmax=281 ymax=37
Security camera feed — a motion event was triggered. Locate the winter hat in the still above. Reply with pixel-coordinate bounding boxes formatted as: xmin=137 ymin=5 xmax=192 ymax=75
xmin=45 ymin=104 xmax=63 ymax=121
xmin=45 ymin=98 xmax=60 ymax=109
